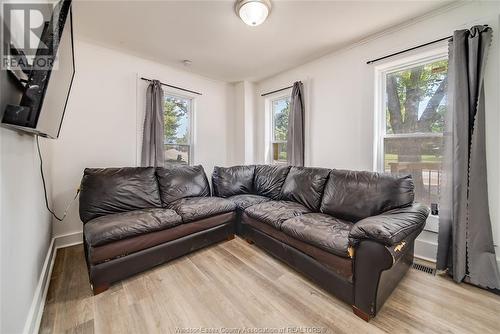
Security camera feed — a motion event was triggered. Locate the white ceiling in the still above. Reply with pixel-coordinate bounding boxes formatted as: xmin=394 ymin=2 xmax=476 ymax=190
xmin=73 ymin=0 xmax=454 ymax=82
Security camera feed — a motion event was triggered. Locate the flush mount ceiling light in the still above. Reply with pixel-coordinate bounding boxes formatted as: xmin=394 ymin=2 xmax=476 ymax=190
xmin=235 ymin=0 xmax=272 ymax=27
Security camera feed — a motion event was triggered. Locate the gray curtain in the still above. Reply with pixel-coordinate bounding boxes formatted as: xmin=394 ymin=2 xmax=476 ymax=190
xmin=437 ymin=25 xmax=500 ymax=290
xmin=141 ymin=80 xmax=165 ymax=167
xmin=287 ymin=81 xmax=305 ymax=166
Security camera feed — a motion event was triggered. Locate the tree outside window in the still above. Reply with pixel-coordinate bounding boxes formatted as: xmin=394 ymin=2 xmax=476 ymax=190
xmin=164 ymin=94 xmax=192 ymax=165
xmin=271 ymin=97 xmax=290 ymax=163
xmin=382 ymin=57 xmax=448 ymax=209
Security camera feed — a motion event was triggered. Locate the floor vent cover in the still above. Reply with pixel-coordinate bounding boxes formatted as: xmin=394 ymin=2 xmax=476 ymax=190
xmin=412 ymin=263 xmax=436 ymax=275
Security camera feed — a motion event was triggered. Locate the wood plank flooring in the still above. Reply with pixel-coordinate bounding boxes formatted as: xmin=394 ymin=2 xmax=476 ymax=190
xmin=39 ymin=238 xmax=500 ymax=334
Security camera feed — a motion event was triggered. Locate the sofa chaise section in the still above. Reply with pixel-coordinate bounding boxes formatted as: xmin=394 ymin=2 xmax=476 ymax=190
xmin=79 ymin=166 xmax=236 ymax=294
xmin=213 ymin=165 xmax=429 ymax=321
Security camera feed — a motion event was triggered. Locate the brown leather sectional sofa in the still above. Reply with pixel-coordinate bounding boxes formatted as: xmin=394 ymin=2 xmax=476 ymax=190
xmin=79 ymin=164 xmax=429 ymax=321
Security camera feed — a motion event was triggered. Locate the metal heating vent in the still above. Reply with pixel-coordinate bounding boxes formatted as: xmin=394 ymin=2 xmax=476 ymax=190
xmin=412 ymin=262 xmax=436 ymax=275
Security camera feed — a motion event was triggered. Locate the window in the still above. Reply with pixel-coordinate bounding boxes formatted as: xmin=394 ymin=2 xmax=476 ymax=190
xmin=376 ymin=54 xmax=448 ymax=210
xmin=164 ymin=94 xmax=193 ymax=166
xmin=271 ymin=96 xmax=291 ymax=163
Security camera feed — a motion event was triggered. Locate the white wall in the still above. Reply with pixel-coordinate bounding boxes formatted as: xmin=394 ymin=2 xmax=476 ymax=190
xmin=0 ymin=130 xmax=53 ymax=334
xmin=254 ymin=2 xmax=500 ymax=260
xmin=229 ymin=81 xmax=257 ymax=166
xmin=49 ymin=40 xmax=235 ymax=238
xmin=228 ymin=82 xmax=246 ymax=165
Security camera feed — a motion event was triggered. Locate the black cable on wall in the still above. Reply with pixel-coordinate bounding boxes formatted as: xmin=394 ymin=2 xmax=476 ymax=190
xmin=36 ymin=135 xmax=79 ymax=222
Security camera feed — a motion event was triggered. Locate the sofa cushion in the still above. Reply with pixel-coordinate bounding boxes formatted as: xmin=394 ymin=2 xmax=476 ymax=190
xmin=168 ymin=197 xmax=236 ymax=223
xmin=254 ymin=164 xmax=291 ymax=199
xmin=242 ymin=214 xmax=353 ymax=279
xmin=79 ymin=167 xmax=162 ymax=223
xmin=244 ymin=200 xmax=311 ymax=229
xmin=84 ymin=208 xmax=182 ymax=247
xmin=228 ymin=194 xmax=271 ymax=211
xmin=280 ymin=167 xmax=331 ymax=211
xmin=320 ymin=169 xmax=414 ymax=222
xmin=212 ymin=165 xmax=255 ymax=197
xmin=281 ymin=213 xmax=352 ymax=258
xmin=156 ymin=165 xmax=210 ymax=205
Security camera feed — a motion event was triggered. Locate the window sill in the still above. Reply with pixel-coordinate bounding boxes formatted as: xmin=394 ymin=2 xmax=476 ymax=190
xmin=424 ymin=214 xmax=439 ymax=233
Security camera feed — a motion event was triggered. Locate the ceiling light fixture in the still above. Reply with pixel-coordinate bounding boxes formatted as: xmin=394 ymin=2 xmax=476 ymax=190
xmin=235 ymin=0 xmax=271 ymax=27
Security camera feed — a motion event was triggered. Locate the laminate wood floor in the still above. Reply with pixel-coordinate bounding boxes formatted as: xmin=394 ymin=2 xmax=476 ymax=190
xmin=40 ymin=238 xmax=500 ymax=334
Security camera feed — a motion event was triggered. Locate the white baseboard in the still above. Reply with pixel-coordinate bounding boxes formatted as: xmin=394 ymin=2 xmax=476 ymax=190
xmin=54 ymin=231 xmax=83 ymax=249
xmin=23 ymin=231 xmax=83 ymax=334
xmin=21 ymin=238 xmax=56 ymax=334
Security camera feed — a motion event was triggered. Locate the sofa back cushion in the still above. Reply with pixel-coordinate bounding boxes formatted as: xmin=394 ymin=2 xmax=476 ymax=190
xmin=212 ymin=165 xmax=255 ymax=197
xmin=320 ymin=169 xmax=414 ymax=222
xmin=254 ymin=164 xmax=291 ymax=199
xmin=156 ymin=165 xmax=210 ymax=205
xmin=280 ymin=167 xmax=331 ymax=211
xmin=79 ymin=167 xmax=162 ymax=223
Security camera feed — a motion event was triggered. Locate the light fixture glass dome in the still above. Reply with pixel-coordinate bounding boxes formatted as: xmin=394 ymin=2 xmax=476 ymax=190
xmin=236 ymin=0 xmax=271 ymax=26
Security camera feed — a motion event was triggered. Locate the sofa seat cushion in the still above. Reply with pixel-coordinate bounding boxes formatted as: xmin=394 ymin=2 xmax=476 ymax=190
xmin=281 ymin=213 xmax=353 ymax=258
xmin=241 ymin=213 xmax=353 ymax=280
xmin=84 ymin=208 xmax=182 ymax=247
xmin=228 ymin=194 xmax=271 ymax=211
xmin=168 ymin=197 xmax=236 ymax=223
xmin=87 ymin=212 xmax=235 ymax=264
xmin=244 ymin=200 xmax=311 ymax=229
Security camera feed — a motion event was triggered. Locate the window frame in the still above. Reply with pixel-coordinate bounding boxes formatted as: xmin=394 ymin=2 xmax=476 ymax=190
xmin=268 ymin=93 xmax=291 ymax=164
xmin=373 ymin=47 xmax=448 ymax=232
xmin=163 ymin=91 xmax=195 ymax=166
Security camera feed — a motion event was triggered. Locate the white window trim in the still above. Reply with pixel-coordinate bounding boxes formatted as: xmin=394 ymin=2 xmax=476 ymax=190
xmin=373 ymin=47 xmax=448 ymax=233
xmin=265 ymin=91 xmax=292 ymax=164
xmin=163 ymin=91 xmax=196 ymax=166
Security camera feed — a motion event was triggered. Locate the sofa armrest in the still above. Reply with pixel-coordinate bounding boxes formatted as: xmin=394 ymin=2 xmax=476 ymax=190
xmin=349 ymin=203 xmax=429 ymax=247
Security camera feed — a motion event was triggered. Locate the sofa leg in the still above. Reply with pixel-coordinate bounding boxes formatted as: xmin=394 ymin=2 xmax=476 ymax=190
xmin=91 ymin=283 xmax=110 ymax=295
xmin=227 ymin=234 xmax=235 ymax=241
xmin=352 ymin=305 xmax=371 ymax=322
xmin=245 ymin=238 xmax=254 ymax=245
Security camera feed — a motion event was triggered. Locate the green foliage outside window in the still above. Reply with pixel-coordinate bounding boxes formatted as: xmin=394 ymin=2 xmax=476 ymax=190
xmin=383 ymin=58 xmax=448 ymax=207
xmin=272 ymin=98 xmax=290 ymax=162
xmin=273 ymin=99 xmax=290 ymax=142
xmin=164 ymin=95 xmax=191 ymax=165
xmin=164 ymin=96 xmax=189 ymax=145
xmin=386 ymin=59 xmax=448 ymax=135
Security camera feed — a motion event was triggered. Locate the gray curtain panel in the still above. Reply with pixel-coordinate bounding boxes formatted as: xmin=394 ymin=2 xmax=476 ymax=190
xmin=437 ymin=25 xmax=500 ymax=290
xmin=287 ymin=81 xmax=305 ymax=166
xmin=141 ymin=80 xmax=165 ymax=167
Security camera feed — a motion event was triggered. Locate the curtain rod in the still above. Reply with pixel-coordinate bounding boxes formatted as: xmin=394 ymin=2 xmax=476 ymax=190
xmin=261 ymin=85 xmax=293 ymax=97
xmin=140 ymin=77 xmax=202 ymax=95
xmin=367 ymin=24 xmax=489 ymax=64
xmin=366 ymin=35 xmax=452 ymax=65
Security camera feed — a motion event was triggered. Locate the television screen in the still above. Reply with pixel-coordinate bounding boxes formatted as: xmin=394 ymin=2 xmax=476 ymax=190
xmin=1 ymin=0 xmax=74 ymax=139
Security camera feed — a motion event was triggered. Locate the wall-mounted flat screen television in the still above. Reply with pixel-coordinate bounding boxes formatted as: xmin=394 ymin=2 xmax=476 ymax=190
xmin=1 ymin=0 xmax=74 ymax=139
